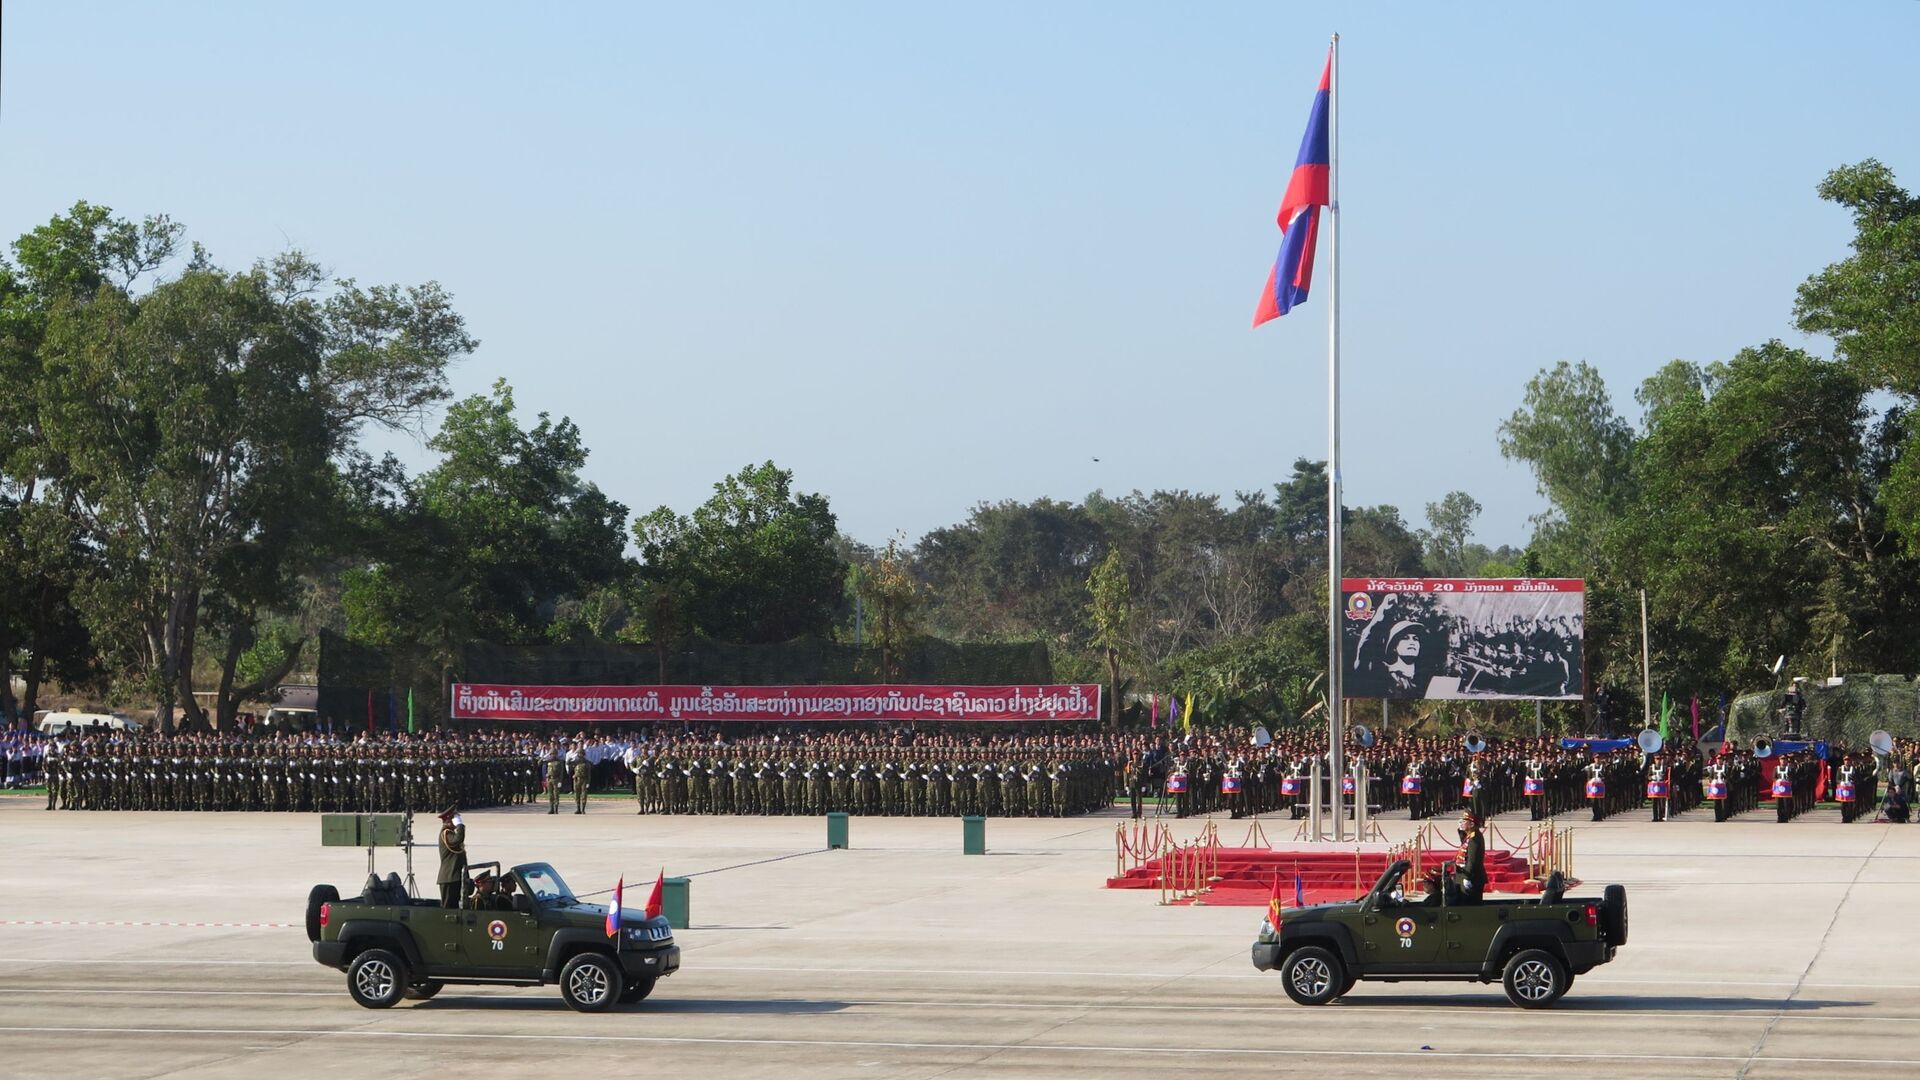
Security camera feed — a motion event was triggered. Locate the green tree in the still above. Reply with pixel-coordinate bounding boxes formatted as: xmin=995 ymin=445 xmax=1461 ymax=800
xmin=345 ymin=380 xmax=631 ymax=657
xmin=1421 ymin=491 xmax=1483 ymax=576
xmin=856 ymin=537 xmax=926 ymax=680
xmin=634 ymin=462 xmax=846 ymax=644
xmin=1086 ymin=548 xmax=1134 ymax=729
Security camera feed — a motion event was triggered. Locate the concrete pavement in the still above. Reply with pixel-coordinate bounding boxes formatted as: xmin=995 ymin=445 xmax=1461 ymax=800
xmin=2 ymin=798 xmax=1916 ymax=1079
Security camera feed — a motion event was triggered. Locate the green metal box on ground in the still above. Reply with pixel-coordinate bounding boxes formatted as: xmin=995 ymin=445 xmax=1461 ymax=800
xmin=662 ymin=877 xmax=691 ymax=930
xmin=319 ymin=814 xmax=361 ymax=847
xmin=361 ymin=814 xmax=408 ymax=848
xmin=826 ymin=812 xmax=849 ymax=849
xmin=963 ymin=815 xmax=986 ymax=855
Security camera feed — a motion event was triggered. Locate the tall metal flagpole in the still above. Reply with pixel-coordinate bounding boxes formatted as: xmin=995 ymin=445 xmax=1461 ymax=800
xmin=1325 ymin=32 xmax=1344 ymax=843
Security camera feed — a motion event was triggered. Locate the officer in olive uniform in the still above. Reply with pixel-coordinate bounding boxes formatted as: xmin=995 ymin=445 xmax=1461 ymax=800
xmin=436 ymin=807 xmax=467 ymax=908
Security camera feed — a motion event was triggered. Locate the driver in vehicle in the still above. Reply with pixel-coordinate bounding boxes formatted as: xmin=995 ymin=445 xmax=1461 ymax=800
xmin=466 ymin=871 xmax=500 ymax=911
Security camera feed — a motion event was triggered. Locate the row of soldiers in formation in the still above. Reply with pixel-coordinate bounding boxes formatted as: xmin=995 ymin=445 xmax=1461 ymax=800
xmin=33 ymin=729 xmax=1119 ymax=817
xmin=41 ymin=733 xmax=545 ymax=812
xmin=33 ymin=725 xmax=1916 ymax=823
xmin=616 ymin=741 xmax=1113 ymax=817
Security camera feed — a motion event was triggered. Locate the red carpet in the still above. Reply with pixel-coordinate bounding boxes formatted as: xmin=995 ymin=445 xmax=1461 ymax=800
xmin=1106 ymin=847 xmax=1546 ymax=907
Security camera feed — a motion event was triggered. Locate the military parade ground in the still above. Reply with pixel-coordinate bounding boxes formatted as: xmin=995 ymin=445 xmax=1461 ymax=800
xmin=0 ymin=793 xmax=1915 ymax=1079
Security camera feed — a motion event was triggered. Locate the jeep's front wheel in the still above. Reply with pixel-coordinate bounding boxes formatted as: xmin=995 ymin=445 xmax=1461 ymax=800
xmin=620 ymin=975 xmax=658 ymax=1003
xmin=402 ymin=980 xmax=444 ymax=1001
xmin=347 ymin=949 xmax=407 ymax=1009
xmin=1279 ymin=945 xmax=1345 ymax=1006
xmin=559 ymin=953 xmax=621 ymax=1012
xmin=1502 ymin=948 xmax=1567 ymax=1009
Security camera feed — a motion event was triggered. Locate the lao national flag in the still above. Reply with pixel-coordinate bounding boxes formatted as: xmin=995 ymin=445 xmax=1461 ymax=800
xmin=605 ymin=877 xmax=623 ymax=938
xmin=1253 ymin=49 xmax=1332 ymax=327
xmin=1294 ymin=872 xmax=1306 ymax=908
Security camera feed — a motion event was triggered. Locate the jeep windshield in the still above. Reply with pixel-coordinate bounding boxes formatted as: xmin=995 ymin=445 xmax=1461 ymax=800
xmin=514 ymin=863 xmax=578 ymax=906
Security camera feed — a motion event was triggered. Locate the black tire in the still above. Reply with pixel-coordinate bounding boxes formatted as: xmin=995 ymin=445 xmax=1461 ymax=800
xmin=1502 ymin=948 xmax=1567 ymax=1009
xmin=402 ymin=981 xmax=444 ymax=1001
xmin=1336 ymin=973 xmax=1358 ymax=1000
xmin=1601 ymin=884 xmax=1629 ymax=945
xmin=305 ymin=884 xmax=339 ymax=943
xmin=559 ymin=953 xmax=621 ymax=1013
xmin=1279 ymin=945 xmax=1345 ymax=1006
xmin=620 ymin=975 xmax=658 ymax=1003
xmin=347 ymin=948 xmax=407 ymax=1009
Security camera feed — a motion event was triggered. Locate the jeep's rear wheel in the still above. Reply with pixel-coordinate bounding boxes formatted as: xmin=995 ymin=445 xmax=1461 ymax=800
xmin=403 ymin=980 xmax=444 ymax=1001
xmin=559 ymin=953 xmax=620 ymax=1012
xmin=1279 ymin=945 xmax=1345 ymax=1006
xmin=1502 ymin=948 xmax=1567 ymax=1009
xmin=1601 ymin=884 xmax=1629 ymax=945
xmin=620 ymin=975 xmax=658 ymax=1003
xmin=306 ymin=884 xmax=339 ymax=943
xmin=347 ymin=948 xmax=406 ymax=1009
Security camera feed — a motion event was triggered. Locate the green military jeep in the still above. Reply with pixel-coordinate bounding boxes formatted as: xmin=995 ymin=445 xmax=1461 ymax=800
xmin=1251 ymin=858 xmax=1626 ymax=1008
xmin=306 ymin=861 xmax=680 ymax=1012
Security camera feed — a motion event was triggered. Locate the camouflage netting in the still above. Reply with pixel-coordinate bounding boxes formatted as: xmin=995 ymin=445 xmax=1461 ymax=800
xmin=317 ymin=629 xmax=1055 ymax=728
xmin=1730 ymin=674 xmax=1920 ymax=747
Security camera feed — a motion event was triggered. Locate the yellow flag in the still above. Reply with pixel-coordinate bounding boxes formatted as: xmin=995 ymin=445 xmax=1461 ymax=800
xmin=1181 ymin=695 xmax=1194 ymax=733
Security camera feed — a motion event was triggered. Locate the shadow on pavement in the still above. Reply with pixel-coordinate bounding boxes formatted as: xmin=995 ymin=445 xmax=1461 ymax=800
xmin=1336 ymin=992 xmax=1867 ymax=1012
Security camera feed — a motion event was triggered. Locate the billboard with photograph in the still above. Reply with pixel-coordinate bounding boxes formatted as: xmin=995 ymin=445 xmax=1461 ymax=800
xmin=1340 ymin=578 xmax=1584 ymax=701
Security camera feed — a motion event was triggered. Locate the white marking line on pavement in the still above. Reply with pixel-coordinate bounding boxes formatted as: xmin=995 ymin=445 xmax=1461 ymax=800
xmin=0 ymin=1024 xmax=1909 ymax=1065
xmin=0 ymin=920 xmax=295 ymax=929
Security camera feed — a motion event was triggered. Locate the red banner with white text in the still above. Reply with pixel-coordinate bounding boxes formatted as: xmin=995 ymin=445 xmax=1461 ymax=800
xmin=450 ymin=683 xmax=1103 ymax=723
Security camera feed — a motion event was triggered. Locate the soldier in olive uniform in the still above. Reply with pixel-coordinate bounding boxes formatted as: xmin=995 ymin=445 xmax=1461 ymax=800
xmin=545 ymin=744 xmax=566 ymax=815
xmin=571 ymin=743 xmax=592 ymax=814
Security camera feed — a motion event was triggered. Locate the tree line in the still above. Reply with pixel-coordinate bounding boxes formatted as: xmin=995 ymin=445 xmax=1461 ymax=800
xmin=3 ymin=159 xmax=1914 ymax=733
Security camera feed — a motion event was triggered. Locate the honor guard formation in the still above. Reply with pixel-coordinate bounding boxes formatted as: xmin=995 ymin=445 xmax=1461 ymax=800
xmin=1119 ymin=728 xmax=1919 ymax=824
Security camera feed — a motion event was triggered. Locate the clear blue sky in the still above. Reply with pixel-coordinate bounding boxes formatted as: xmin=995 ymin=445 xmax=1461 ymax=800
xmin=5 ymin=2 xmax=1917 ymax=551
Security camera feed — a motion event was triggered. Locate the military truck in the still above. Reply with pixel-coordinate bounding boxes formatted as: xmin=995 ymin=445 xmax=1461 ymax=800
xmin=1250 ymin=859 xmax=1626 ymax=1008
xmin=307 ymin=860 xmax=680 ymax=1011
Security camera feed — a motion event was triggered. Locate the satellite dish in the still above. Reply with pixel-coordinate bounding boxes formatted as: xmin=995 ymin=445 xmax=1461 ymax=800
xmin=1252 ymin=725 xmax=1273 ymax=747
xmin=1352 ymin=724 xmax=1375 ymax=749
xmin=1753 ymin=738 xmax=1774 ymax=759
xmin=1870 ymin=730 xmax=1895 ymax=756
xmin=1637 ymin=729 xmax=1664 ymax=754
xmin=1463 ymin=734 xmax=1487 ymax=754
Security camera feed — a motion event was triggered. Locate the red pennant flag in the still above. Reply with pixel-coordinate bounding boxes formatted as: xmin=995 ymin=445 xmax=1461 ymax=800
xmin=643 ymin=868 xmax=665 ymax=920
xmin=1267 ymin=875 xmax=1286 ymax=928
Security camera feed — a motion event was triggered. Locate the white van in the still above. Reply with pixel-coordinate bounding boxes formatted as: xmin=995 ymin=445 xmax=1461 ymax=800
xmin=35 ymin=709 xmax=143 ymax=736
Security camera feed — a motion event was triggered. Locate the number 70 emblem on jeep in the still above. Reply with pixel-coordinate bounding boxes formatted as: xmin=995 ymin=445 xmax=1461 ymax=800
xmin=1394 ymin=918 xmax=1416 ymax=946
xmin=487 ymin=920 xmax=508 ymax=941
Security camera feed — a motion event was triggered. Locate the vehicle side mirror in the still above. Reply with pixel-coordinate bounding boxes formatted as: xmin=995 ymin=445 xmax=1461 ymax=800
xmin=513 ymin=894 xmax=534 ymax=915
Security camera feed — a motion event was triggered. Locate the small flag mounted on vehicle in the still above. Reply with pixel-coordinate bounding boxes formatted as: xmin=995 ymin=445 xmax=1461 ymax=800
xmin=606 ymin=877 xmax=623 ymax=937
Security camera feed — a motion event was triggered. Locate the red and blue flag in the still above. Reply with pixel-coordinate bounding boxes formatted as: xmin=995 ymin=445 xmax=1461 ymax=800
xmin=1253 ymin=50 xmax=1332 ymax=327
xmin=605 ymin=876 xmax=623 ymax=937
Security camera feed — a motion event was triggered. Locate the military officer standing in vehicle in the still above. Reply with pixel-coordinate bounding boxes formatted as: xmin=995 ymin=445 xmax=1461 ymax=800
xmin=436 ymin=807 xmax=467 ymax=908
